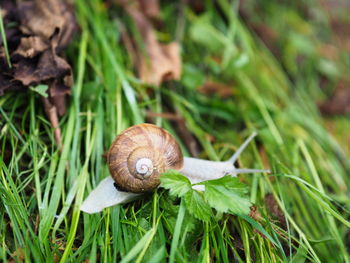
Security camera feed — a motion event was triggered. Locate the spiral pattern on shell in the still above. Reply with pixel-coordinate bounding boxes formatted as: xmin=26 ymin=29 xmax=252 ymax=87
xmin=107 ymin=123 xmax=184 ymax=193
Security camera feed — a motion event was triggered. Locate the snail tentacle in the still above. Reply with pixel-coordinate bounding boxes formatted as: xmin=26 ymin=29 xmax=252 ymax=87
xmin=228 ymin=132 xmax=257 ymax=164
xmin=179 ymin=133 xmax=270 ymax=185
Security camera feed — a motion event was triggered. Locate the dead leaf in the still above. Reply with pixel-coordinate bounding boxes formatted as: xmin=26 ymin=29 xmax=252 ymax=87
xmin=16 ymin=0 xmax=77 ymax=115
xmin=14 ymin=36 xmax=49 ymax=58
xmin=119 ymin=0 xmax=182 ymax=86
xmin=0 ymin=0 xmax=77 ymax=146
xmin=319 ymin=81 xmax=350 ymax=115
xmin=17 ymin=0 xmax=76 ymax=50
xmin=198 ymin=81 xmax=235 ymax=98
xmin=138 ymin=41 xmax=181 ymax=85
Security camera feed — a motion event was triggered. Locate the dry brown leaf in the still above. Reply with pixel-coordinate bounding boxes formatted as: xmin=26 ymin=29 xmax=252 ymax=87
xmin=18 ymin=0 xmax=76 ymax=50
xmin=138 ymin=41 xmax=181 ymax=85
xmin=16 ymin=0 xmax=77 ymax=115
xmin=14 ymin=36 xmax=49 ymax=58
xmin=0 ymin=0 xmax=77 ymax=146
xmin=119 ymin=0 xmax=182 ymax=86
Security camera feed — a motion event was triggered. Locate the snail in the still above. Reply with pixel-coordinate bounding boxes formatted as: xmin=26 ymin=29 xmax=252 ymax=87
xmin=81 ymin=123 xmax=269 ymax=213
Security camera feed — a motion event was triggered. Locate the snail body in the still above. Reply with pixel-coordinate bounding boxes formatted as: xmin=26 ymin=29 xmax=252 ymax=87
xmin=81 ymin=124 xmax=269 ymax=214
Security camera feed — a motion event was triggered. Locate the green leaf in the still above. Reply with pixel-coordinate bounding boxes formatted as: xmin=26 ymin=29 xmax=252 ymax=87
xmin=202 ymin=176 xmax=248 ymax=194
xmin=30 ymin=85 xmax=49 ymax=98
xmin=184 ymin=190 xmax=212 ymax=222
xmin=161 ymin=173 xmax=251 ymax=218
xmin=160 ymin=170 xmax=192 ymax=197
xmin=203 ymin=176 xmax=251 ymax=215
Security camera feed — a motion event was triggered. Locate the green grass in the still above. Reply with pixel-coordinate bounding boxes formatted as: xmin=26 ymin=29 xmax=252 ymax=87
xmin=1 ymin=0 xmax=349 ymax=262
xmin=0 ymin=10 xmax=11 ymax=67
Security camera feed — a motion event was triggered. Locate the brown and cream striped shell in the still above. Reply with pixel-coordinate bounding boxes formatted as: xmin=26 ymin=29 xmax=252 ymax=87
xmin=107 ymin=123 xmax=184 ymax=193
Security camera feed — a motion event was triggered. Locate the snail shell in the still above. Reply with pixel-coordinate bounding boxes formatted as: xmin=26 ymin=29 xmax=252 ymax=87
xmin=107 ymin=123 xmax=184 ymax=193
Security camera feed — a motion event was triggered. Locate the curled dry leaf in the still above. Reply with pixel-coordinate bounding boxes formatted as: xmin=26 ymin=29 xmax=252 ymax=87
xmin=119 ymin=0 xmax=181 ymax=86
xmin=0 ymin=0 xmax=77 ymax=146
xmin=138 ymin=41 xmax=181 ymax=85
